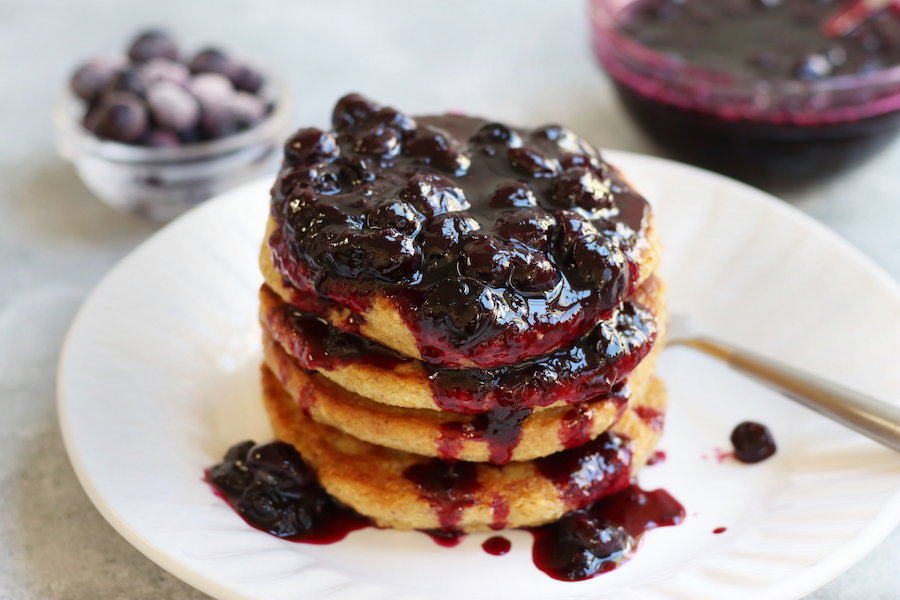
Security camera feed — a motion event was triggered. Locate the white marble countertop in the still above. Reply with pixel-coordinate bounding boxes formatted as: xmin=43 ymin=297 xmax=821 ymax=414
xmin=2 ymin=0 xmax=900 ymax=597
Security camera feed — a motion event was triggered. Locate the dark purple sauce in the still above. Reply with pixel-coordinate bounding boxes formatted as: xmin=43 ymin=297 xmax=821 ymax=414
xmin=594 ymin=0 xmax=900 ymax=188
xmin=529 ymin=483 xmax=685 ymax=581
xmin=402 ymin=459 xmax=481 ymax=530
xmin=713 ymin=527 xmax=727 ymax=534
xmin=208 ymin=440 xmax=684 ymax=581
xmin=535 ymin=431 xmax=633 ymax=509
xmin=437 ymin=404 xmax=533 ymax=464
xmin=262 ymin=284 xmax=655 ymax=416
xmin=269 ymin=94 xmax=652 ymax=369
xmin=483 ymin=536 xmax=512 ymax=555
xmin=206 ymin=440 xmax=370 ymax=543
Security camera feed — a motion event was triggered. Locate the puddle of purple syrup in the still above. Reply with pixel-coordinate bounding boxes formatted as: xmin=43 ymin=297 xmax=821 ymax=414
xmin=205 ymin=474 xmax=370 ymax=544
xmin=482 ymin=536 xmax=512 ymax=555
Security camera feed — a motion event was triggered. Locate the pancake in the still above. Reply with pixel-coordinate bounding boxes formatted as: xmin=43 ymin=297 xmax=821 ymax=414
xmin=263 ymin=326 xmax=664 ymax=463
xmin=259 ymin=273 xmax=666 ymax=414
xmin=261 ymin=215 xmax=661 ymax=368
xmin=262 ymin=364 xmax=666 ymax=532
xmin=265 ymin=94 xmax=661 ymax=370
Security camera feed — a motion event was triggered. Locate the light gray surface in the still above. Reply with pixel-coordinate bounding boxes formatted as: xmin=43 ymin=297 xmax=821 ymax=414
xmin=2 ymin=0 xmax=900 ymax=598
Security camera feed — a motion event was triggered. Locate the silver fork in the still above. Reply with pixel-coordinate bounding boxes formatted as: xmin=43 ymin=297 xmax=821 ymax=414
xmin=667 ymin=314 xmax=900 ymax=453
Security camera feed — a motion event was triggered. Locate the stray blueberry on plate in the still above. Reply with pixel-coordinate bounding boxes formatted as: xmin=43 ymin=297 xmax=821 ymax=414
xmin=731 ymin=421 xmax=776 ymax=463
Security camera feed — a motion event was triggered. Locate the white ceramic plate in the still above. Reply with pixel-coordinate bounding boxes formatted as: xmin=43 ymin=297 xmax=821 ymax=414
xmin=58 ymin=151 xmax=900 ymax=600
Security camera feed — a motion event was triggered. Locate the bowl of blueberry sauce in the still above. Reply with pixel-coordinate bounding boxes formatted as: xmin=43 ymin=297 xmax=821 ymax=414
xmin=591 ymin=0 xmax=900 ymax=189
xmin=54 ymin=30 xmax=293 ymax=220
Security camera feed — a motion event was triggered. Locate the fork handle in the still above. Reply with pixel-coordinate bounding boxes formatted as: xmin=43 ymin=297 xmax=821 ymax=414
xmin=685 ymin=338 xmax=900 ymax=453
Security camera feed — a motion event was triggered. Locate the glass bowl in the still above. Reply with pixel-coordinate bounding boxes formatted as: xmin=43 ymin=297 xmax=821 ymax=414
xmin=54 ymin=63 xmax=293 ymax=221
xmin=590 ymin=0 xmax=900 ymax=189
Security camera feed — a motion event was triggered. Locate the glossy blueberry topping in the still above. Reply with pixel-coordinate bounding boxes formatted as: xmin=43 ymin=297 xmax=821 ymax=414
xmin=262 ymin=285 xmax=656 ymax=415
xmin=207 ymin=440 xmax=369 ymax=542
xmin=269 ymin=94 xmax=651 ymax=369
xmin=731 ymin=421 xmax=777 ymax=463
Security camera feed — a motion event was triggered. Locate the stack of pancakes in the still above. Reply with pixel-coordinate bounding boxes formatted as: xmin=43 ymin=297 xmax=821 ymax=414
xmin=258 ymin=94 xmax=667 ymax=533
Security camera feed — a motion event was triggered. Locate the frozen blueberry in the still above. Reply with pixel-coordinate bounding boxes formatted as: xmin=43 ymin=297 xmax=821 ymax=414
xmin=230 ymin=63 xmax=264 ymax=94
xmin=70 ymin=58 xmax=124 ymax=103
xmin=102 ymin=68 xmax=148 ymax=99
xmin=189 ymin=48 xmax=233 ymax=77
xmin=140 ymin=58 xmax=190 ymax=86
xmin=284 ymin=128 xmax=340 ymax=167
xmin=145 ymin=129 xmax=181 ymax=147
xmin=146 ymin=81 xmax=200 ymax=132
xmin=230 ymin=91 xmax=266 ymax=126
xmin=127 ymin=30 xmax=179 ymax=63
xmin=84 ymin=92 xmax=148 ymax=143
xmin=731 ymin=422 xmax=776 ymax=463
xmin=189 ymin=73 xmax=234 ymax=110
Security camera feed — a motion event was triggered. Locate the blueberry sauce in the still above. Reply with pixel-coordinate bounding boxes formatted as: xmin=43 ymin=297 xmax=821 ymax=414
xmin=402 ymin=459 xmax=481 ymax=530
xmin=713 ymin=527 xmax=727 ymax=534
xmin=209 ymin=439 xmax=684 ymax=580
xmin=490 ymin=492 xmax=510 ymax=530
xmin=422 ymin=528 xmax=466 ymax=547
xmin=594 ymin=0 xmax=900 ymax=188
xmin=268 ymin=94 xmax=651 ymax=369
xmin=529 ymin=483 xmax=684 ymax=581
xmin=731 ymin=421 xmax=777 ymax=463
xmin=647 ymin=449 xmax=666 ymax=465
xmin=634 ymin=405 xmax=665 ymax=432
xmin=535 ymin=431 xmax=633 ymax=509
xmin=262 ymin=284 xmax=655 ymax=415
xmin=482 ymin=536 xmax=512 ymax=555
xmin=437 ymin=404 xmax=533 ymax=464
xmin=206 ymin=440 xmax=369 ymax=543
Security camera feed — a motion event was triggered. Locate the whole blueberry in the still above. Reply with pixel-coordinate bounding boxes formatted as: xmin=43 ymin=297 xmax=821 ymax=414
xmin=102 ymin=68 xmax=148 ymax=99
xmin=731 ymin=422 xmax=776 ymax=463
xmin=190 ymin=73 xmax=233 ymax=105
xmin=230 ymin=91 xmax=266 ymax=127
xmin=190 ymin=48 xmax=233 ymax=77
xmin=84 ymin=92 xmax=149 ymax=143
xmin=284 ymin=128 xmax=340 ymax=167
xmin=127 ymin=30 xmax=179 ymax=63
xmin=140 ymin=58 xmax=190 ymax=86
xmin=70 ymin=58 xmax=124 ymax=103
xmin=230 ymin=63 xmax=264 ymax=94
xmin=332 ymin=93 xmax=380 ymax=130
xmin=146 ymin=81 xmax=200 ymax=132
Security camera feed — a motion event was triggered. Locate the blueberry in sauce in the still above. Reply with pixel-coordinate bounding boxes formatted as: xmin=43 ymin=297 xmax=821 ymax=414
xmin=207 ymin=440 xmax=369 ymax=542
xmin=531 ymin=511 xmax=634 ymax=580
xmin=268 ymin=94 xmax=652 ymax=370
xmin=731 ymin=421 xmax=777 ymax=463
